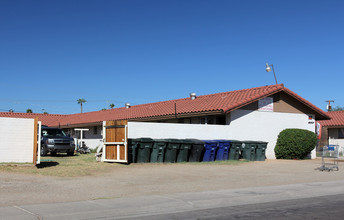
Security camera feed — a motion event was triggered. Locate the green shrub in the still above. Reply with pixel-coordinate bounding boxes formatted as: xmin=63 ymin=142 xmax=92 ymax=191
xmin=274 ymin=128 xmax=317 ymax=159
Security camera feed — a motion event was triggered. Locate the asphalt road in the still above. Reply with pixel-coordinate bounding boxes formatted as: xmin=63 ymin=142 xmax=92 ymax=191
xmin=2 ymin=180 xmax=344 ymax=220
xmin=125 ymin=194 xmax=344 ymax=220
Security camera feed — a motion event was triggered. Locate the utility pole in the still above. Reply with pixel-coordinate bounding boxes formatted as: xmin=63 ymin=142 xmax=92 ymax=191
xmin=325 ymin=100 xmax=334 ymax=111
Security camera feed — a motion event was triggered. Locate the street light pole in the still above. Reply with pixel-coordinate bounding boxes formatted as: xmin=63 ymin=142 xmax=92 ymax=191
xmin=265 ymin=63 xmax=278 ymax=84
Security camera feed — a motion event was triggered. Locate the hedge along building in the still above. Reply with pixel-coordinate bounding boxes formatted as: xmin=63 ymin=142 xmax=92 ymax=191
xmin=0 ymin=84 xmax=330 ymax=159
xmin=317 ymin=110 xmax=344 ymax=148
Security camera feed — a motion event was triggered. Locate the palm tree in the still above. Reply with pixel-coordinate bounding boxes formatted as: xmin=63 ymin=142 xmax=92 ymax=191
xmin=26 ymin=109 xmax=33 ymax=113
xmin=77 ymin=98 xmax=87 ymax=113
xmin=109 ymin=103 xmax=115 ymax=109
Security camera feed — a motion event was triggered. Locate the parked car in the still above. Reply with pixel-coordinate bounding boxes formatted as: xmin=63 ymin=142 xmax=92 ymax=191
xmin=41 ymin=127 xmax=75 ymax=156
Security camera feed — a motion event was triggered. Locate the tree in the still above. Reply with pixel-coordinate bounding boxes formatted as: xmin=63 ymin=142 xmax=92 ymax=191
xmin=109 ymin=103 xmax=115 ymax=109
xmin=101 ymin=108 xmax=107 ymax=111
xmin=43 ymin=112 xmax=48 ymax=114
xmin=26 ymin=109 xmax=33 ymax=113
xmin=329 ymin=106 xmax=344 ymax=112
xmin=77 ymin=98 xmax=87 ymax=113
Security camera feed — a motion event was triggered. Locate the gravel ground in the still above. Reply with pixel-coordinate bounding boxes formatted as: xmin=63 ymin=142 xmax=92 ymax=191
xmin=0 ymin=159 xmax=343 ymax=207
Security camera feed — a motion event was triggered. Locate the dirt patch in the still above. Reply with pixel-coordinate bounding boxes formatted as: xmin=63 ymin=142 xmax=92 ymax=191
xmin=0 ymin=158 xmax=342 ymax=207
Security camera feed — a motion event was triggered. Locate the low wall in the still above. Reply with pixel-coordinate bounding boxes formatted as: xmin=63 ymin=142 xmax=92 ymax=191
xmin=0 ymin=117 xmax=35 ymax=163
xmin=128 ymin=110 xmax=316 ymax=159
xmin=82 ymin=139 xmax=103 ymax=150
xmin=329 ymin=139 xmax=344 ymax=147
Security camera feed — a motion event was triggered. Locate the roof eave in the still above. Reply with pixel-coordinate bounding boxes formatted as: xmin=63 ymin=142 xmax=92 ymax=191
xmin=223 ymin=87 xmax=284 ymax=113
xmin=223 ymin=87 xmax=330 ymax=120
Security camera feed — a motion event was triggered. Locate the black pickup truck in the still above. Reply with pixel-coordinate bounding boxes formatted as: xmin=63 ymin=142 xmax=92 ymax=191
xmin=41 ymin=127 xmax=75 ymax=156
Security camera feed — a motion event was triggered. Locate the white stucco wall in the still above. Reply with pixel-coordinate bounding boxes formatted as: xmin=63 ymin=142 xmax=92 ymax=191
xmin=228 ymin=110 xmax=316 ymax=159
xmin=0 ymin=117 xmax=35 ymax=163
xmin=82 ymin=139 xmax=103 ymax=150
xmin=82 ymin=126 xmax=102 ymax=139
xmin=128 ymin=110 xmax=316 ymax=159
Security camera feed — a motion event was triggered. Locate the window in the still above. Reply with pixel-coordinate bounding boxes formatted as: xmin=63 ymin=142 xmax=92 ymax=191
xmin=93 ymin=126 xmax=97 ymax=135
xmin=200 ymin=116 xmax=218 ymax=125
xmin=41 ymin=129 xmax=66 ymax=137
xmin=200 ymin=117 xmax=206 ymax=124
xmin=338 ymin=128 xmax=344 ymax=139
xmin=178 ymin=118 xmax=191 ymax=124
xmin=216 ymin=115 xmax=226 ymax=125
xmin=207 ymin=117 xmax=215 ymax=124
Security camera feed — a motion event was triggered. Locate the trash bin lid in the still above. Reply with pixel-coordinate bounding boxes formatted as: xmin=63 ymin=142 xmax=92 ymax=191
xmin=203 ymin=140 xmax=218 ymax=143
xmin=216 ymin=139 xmax=231 ymax=143
xmin=166 ymin=139 xmax=183 ymax=143
xmin=229 ymin=140 xmax=242 ymax=143
xmin=256 ymin=141 xmax=268 ymax=144
xmin=185 ymin=139 xmax=204 ymax=145
xmin=178 ymin=139 xmax=192 ymax=148
xmin=128 ymin=138 xmax=140 ymax=143
xmin=214 ymin=140 xmax=231 ymax=148
xmin=138 ymin=137 xmax=154 ymax=142
xmin=152 ymin=139 xmax=168 ymax=143
xmin=180 ymin=139 xmax=193 ymax=144
xmin=241 ymin=140 xmax=256 ymax=143
xmin=203 ymin=140 xmax=218 ymax=148
xmin=241 ymin=141 xmax=258 ymax=146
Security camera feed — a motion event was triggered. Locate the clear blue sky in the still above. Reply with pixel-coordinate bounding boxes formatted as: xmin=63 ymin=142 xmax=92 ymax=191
xmin=1 ymin=0 xmax=343 ymax=114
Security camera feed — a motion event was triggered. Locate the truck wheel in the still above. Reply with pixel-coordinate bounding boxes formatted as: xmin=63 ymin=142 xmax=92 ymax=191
xmin=67 ymin=151 xmax=74 ymax=156
xmin=41 ymin=145 xmax=47 ymax=156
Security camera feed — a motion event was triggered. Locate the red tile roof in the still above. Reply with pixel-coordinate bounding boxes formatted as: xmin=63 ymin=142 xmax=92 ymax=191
xmin=0 ymin=84 xmax=330 ymax=127
xmin=318 ymin=111 xmax=344 ymax=127
xmin=52 ymin=84 xmax=329 ymax=126
xmin=0 ymin=112 xmax=66 ymax=126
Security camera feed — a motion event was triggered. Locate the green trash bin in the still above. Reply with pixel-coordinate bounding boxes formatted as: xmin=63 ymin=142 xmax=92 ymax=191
xmin=229 ymin=140 xmax=241 ymax=160
xmin=241 ymin=141 xmax=256 ymax=161
xmin=188 ymin=139 xmax=204 ymax=162
xmin=150 ymin=139 xmax=168 ymax=163
xmin=255 ymin=141 xmax=268 ymax=161
xmin=136 ymin=138 xmax=154 ymax=163
xmin=164 ymin=139 xmax=182 ymax=163
xmin=128 ymin=138 xmax=140 ymax=163
xmin=177 ymin=139 xmax=192 ymax=162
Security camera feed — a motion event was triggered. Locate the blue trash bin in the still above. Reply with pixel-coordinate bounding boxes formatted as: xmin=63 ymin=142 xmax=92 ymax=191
xmin=202 ymin=140 xmax=218 ymax=162
xmin=215 ymin=140 xmax=231 ymax=160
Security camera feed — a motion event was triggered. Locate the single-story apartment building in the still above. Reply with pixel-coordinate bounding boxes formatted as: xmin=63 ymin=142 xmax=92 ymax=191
xmin=318 ymin=110 xmax=344 ymax=148
xmin=0 ymin=84 xmax=330 ymax=159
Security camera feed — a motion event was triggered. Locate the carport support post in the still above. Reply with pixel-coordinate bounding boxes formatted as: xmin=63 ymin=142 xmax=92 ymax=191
xmin=74 ymin=128 xmax=89 ymax=151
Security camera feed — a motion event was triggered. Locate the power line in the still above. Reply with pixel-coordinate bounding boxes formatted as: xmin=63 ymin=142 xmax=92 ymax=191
xmin=0 ymin=98 xmax=133 ymax=104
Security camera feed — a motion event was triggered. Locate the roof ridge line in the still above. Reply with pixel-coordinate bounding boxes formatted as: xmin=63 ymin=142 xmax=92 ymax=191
xmin=68 ymin=84 xmax=283 ymax=115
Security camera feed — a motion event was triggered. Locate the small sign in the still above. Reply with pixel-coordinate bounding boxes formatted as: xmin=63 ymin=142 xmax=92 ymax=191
xmin=258 ymin=97 xmax=273 ymax=112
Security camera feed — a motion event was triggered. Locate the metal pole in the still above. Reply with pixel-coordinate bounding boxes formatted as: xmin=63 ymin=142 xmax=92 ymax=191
xmin=271 ymin=64 xmax=278 ymax=84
